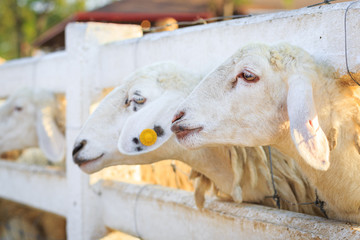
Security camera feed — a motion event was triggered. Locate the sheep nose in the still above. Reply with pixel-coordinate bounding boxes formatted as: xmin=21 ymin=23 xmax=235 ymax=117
xmin=172 ymin=111 xmax=185 ymax=124
xmin=171 ymin=122 xmax=185 ymax=133
xmin=72 ymin=140 xmax=87 ymax=159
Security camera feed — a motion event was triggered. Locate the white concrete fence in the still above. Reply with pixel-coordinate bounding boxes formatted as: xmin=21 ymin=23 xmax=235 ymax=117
xmin=0 ymin=2 xmax=360 ymax=239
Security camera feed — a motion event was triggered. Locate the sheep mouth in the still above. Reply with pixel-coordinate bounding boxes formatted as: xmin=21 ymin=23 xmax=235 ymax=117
xmin=75 ymin=153 xmax=105 ymax=168
xmin=171 ymin=124 xmax=203 ymax=140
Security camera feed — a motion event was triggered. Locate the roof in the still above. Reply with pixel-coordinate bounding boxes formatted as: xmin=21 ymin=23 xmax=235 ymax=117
xmin=33 ymin=0 xmax=213 ymax=49
xmin=95 ymin=0 xmax=211 ymax=14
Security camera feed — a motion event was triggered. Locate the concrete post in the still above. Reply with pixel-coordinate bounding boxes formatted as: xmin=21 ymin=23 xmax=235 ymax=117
xmin=65 ymin=22 xmax=142 ymax=239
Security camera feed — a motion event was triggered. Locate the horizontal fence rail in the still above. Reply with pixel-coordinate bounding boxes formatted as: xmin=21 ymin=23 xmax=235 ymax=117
xmin=0 ymin=1 xmax=359 ymax=239
xmin=0 ymin=51 xmax=68 ymax=98
xmin=0 ymin=161 xmax=67 ymax=216
xmin=98 ymin=1 xmax=360 ymax=87
xmin=0 ymin=2 xmax=358 ymax=95
xmin=101 ymin=181 xmax=360 ymax=240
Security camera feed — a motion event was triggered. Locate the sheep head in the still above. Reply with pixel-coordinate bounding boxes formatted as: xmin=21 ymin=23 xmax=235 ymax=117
xmin=0 ymin=88 xmax=65 ymax=163
xmin=73 ymin=62 xmax=200 ymax=173
xmin=172 ymin=43 xmax=330 ymax=171
xmin=118 ymin=90 xmax=183 ymax=155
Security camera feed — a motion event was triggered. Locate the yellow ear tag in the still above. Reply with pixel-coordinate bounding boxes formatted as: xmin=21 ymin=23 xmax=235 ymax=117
xmin=139 ymin=129 xmax=157 ymax=146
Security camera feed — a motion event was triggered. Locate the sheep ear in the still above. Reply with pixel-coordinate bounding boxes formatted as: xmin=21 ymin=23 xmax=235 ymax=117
xmin=287 ymin=75 xmax=330 ymax=171
xmin=118 ymin=92 xmax=180 ymax=155
xmin=36 ymin=107 xmax=65 ymax=163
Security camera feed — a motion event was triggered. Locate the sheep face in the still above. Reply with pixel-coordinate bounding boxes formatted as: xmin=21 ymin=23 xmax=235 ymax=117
xmin=118 ymin=89 xmax=183 ymax=155
xmin=0 ymin=90 xmax=38 ymax=153
xmin=172 ymin=43 xmax=330 ymax=171
xmin=72 ymin=84 xmax=136 ymax=173
xmin=73 ymin=62 xmax=196 ymax=174
xmin=0 ymin=88 xmax=65 ymax=163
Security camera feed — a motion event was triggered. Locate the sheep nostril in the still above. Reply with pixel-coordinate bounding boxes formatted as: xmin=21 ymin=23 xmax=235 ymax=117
xmin=72 ymin=140 xmax=87 ymax=158
xmin=172 ymin=111 xmax=185 ymax=124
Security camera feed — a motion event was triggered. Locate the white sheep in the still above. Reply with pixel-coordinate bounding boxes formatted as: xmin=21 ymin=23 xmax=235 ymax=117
xmin=73 ymin=62 xmax=322 ymax=216
xmin=0 ymin=88 xmax=191 ymax=191
xmin=171 ymin=43 xmax=360 ymax=223
xmin=0 ymin=88 xmax=66 ymax=165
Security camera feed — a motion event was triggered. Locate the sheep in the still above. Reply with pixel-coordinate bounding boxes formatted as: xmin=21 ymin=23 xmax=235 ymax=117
xmin=0 ymin=88 xmax=66 ymax=166
xmin=0 ymin=88 xmax=189 ymax=240
xmin=171 ymin=43 xmax=360 ymax=223
xmin=0 ymin=87 xmax=191 ymax=191
xmin=73 ymin=61 xmax=323 ymax=216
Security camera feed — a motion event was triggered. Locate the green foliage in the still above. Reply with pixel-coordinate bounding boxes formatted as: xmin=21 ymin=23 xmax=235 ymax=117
xmin=283 ymin=0 xmax=294 ymax=9
xmin=233 ymin=0 xmax=251 ymax=7
xmin=0 ymin=0 xmax=85 ymax=60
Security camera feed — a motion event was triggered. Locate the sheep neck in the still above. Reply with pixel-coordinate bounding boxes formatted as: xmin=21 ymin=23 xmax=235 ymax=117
xmin=178 ymin=146 xmax=235 ymax=196
xmin=274 ymin=73 xmax=360 ymax=223
xmin=180 ymin=145 xmax=276 ymax=204
xmin=125 ymin=138 xmax=235 ymax=196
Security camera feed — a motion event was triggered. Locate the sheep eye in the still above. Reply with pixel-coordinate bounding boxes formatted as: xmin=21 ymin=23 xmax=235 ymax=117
xmin=243 ymin=72 xmax=256 ymax=81
xmin=133 ymin=95 xmax=146 ymax=104
xmin=238 ymin=70 xmax=258 ymax=82
xmin=14 ymin=106 xmax=23 ymax=111
xmin=124 ymin=98 xmax=131 ymax=107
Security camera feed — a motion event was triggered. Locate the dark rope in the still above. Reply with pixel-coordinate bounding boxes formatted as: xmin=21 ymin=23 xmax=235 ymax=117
xmin=315 ymin=189 xmax=329 ymax=218
xmin=266 ymin=147 xmax=328 ymax=218
xmin=308 ymin=0 xmax=337 ymax=8
xmin=267 ymin=146 xmax=281 ymax=209
xmin=344 ymin=1 xmax=360 ymax=86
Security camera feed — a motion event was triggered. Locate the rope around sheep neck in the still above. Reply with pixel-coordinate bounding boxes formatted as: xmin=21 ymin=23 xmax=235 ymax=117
xmin=266 ymin=146 xmax=329 ymax=218
xmin=268 ymin=146 xmax=281 ymax=209
xmin=344 ymin=1 xmax=360 ymax=86
xmin=134 ymin=185 xmax=149 ymax=240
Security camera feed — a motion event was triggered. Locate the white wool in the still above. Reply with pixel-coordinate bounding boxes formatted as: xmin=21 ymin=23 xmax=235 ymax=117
xmin=122 ymin=61 xmax=201 ymax=95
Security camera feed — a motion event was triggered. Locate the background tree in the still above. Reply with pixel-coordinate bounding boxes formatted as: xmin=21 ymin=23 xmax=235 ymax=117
xmin=0 ymin=0 xmax=85 ymax=60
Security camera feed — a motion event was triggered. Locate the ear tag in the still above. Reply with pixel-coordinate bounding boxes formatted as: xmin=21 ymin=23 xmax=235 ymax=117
xmin=140 ymin=129 xmax=157 ymax=146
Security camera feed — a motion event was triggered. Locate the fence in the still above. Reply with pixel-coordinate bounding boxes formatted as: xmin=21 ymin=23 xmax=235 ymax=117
xmin=0 ymin=1 xmax=360 ymax=239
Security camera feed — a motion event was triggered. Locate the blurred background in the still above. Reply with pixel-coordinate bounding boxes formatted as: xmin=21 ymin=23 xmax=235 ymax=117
xmin=0 ymin=0 xmax=348 ymax=62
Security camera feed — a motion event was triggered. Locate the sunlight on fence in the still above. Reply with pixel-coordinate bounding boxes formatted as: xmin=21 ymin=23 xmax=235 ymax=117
xmin=0 ymin=2 xmax=360 ymax=239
